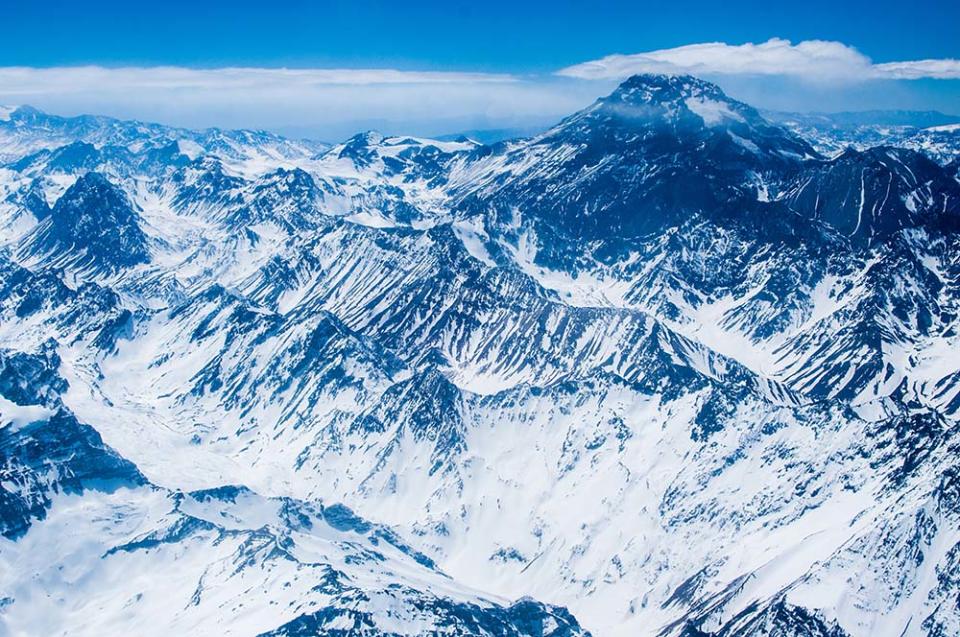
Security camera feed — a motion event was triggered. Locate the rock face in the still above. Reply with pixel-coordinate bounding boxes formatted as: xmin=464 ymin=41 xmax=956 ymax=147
xmin=1 ymin=76 xmax=959 ymax=636
xmin=781 ymin=147 xmax=960 ymax=246
xmin=23 ymin=171 xmax=150 ymax=271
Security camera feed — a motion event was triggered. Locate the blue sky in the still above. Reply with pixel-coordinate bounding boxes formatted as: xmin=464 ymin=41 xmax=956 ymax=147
xmin=2 ymin=0 xmax=959 ymax=139
xmin=5 ymin=0 xmax=959 ymax=70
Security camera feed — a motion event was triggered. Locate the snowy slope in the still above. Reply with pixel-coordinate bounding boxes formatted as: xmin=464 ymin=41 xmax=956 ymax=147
xmin=0 ymin=346 xmax=587 ymax=637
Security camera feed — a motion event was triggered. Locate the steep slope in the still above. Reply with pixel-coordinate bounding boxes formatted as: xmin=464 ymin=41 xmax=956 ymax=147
xmin=19 ymin=171 xmax=150 ymax=272
xmin=781 ymin=147 xmax=960 ymax=246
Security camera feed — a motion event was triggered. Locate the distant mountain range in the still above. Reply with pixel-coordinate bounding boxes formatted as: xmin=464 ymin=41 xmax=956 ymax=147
xmin=765 ymin=109 xmax=960 ymax=130
xmin=762 ymin=109 xmax=960 ymax=164
xmin=440 ymin=109 xmax=960 ymax=150
xmin=1 ymin=75 xmax=959 ymax=636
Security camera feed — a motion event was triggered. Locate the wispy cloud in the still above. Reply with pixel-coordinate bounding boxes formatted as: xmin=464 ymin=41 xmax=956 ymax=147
xmin=557 ymin=38 xmax=960 ymax=82
xmin=0 ymin=66 xmax=518 ymax=94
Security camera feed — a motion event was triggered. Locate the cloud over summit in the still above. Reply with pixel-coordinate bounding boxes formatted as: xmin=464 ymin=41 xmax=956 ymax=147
xmin=557 ymin=38 xmax=960 ymax=82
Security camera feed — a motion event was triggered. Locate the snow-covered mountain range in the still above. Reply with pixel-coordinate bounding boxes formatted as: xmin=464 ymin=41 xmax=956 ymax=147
xmin=767 ymin=110 xmax=960 ymax=166
xmin=1 ymin=74 xmax=959 ymax=636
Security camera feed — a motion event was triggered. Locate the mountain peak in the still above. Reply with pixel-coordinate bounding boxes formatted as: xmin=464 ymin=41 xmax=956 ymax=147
xmin=3 ymin=105 xmax=46 ymax=123
xmin=535 ymin=73 xmax=817 ymax=171
xmin=13 ymin=105 xmax=44 ymax=116
xmin=596 ymin=73 xmax=762 ymax=131
xmin=344 ymin=130 xmax=386 ymax=147
xmin=27 ymin=171 xmax=150 ymax=270
xmin=611 ymin=73 xmax=728 ymax=104
xmin=71 ymin=170 xmax=112 ymax=189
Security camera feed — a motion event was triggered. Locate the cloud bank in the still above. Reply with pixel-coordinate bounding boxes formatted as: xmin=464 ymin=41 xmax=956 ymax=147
xmin=557 ymin=38 xmax=960 ymax=82
xmin=0 ymin=66 xmax=598 ymax=140
xmin=0 ymin=39 xmax=957 ymax=139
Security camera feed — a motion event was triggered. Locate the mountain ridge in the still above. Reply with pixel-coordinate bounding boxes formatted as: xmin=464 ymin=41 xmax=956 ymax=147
xmin=1 ymin=74 xmax=959 ymax=637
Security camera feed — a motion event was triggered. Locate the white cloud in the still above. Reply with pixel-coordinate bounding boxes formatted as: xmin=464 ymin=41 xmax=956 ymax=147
xmin=0 ymin=66 xmax=599 ymax=140
xmin=873 ymin=59 xmax=960 ymax=80
xmin=557 ymin=38 xmax=960 ymax=82
xmin=0 ymin=66 xmax=518 ymax=95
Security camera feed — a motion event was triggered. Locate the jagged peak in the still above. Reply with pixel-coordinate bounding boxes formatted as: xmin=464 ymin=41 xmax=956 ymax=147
xmin=254 ymin=165 xmax=316 ymax=188
xmin=30 ymin=170 xmax=151 ymax=269
xmin=0 ymin=105 xmax=48 ymax=126
xmin=342 ymin=130 xmax=386 ymax=147
xmin=592 ymin=73 xmax=761 ymax=129
xmin=543 ymin=74 xmax=818 ymax=164
xmin=610 ymin=73 xmax=730 ymax=104
xmin=63 ymin=170 xmax=118 ymax=193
